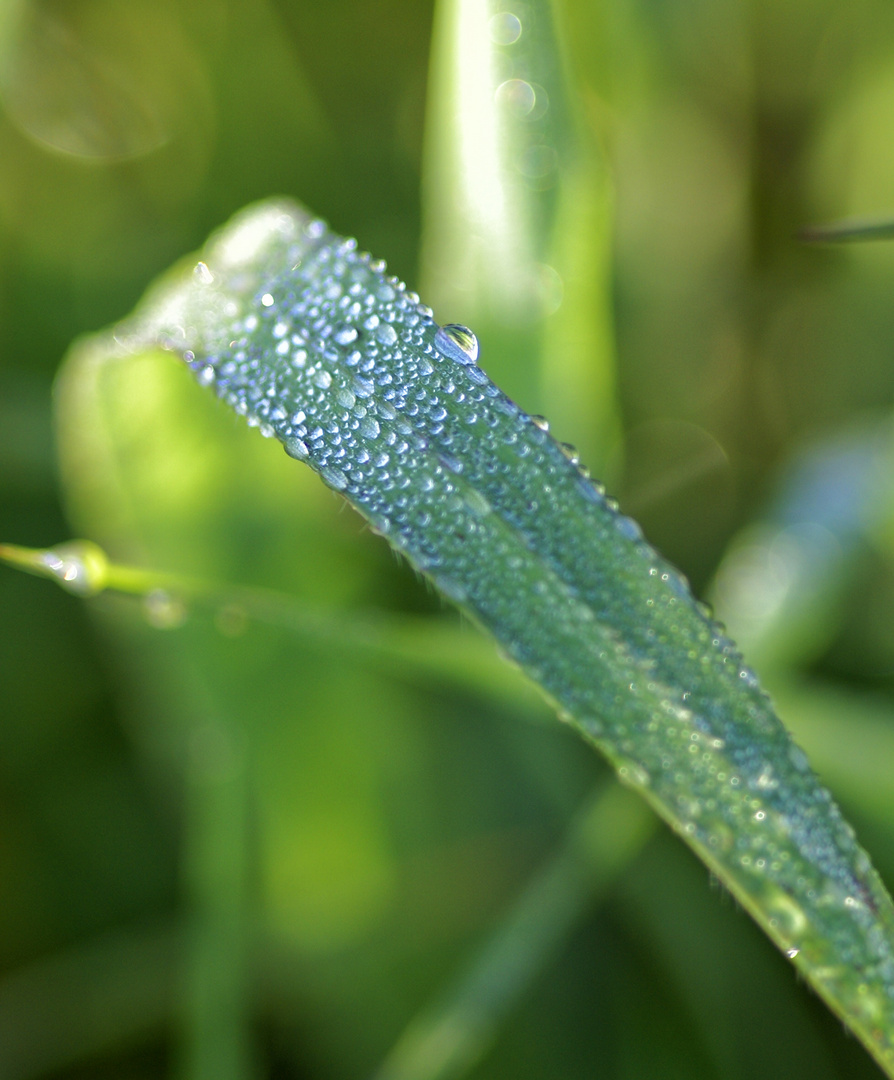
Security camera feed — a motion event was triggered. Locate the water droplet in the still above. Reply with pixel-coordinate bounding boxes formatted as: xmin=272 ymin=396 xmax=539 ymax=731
xmin=618 ymin=762 xmax=651 ymax=787
xmin=39 ymin=541 xmax=108 ymax=596
xmin=788 ymin=744 xmax=810 ymax=773
xmin=615 ymin=515 xmax=643 ymax=541
xmin=576 ymin=476 xmax=604 ymax=505
xmin=375 ymin=323 xmax=398 ymax=347
xmin=320 ymin=464 xmax=348 ymax=490
xmin=261 ymin=293 xmax=274 ymax=307
xmin=334 ymin=324 xmax=358 ymax=346
xmin=283 ymin=438 xmax=309 ymax=460
xmin=786 ymin=948 xmax=800 ymax=960
xmin=434 ymin=576 xmax=468 ymax=604
xmin=463 ymin=490 xmax=492 ymax=517
xmin=434 ymin=324 xmax=479 ymax=365
xmin=489 ymin=11 xmax=522 ymax=44
xmin=194 ymin=261 xmax=214 ymax=285
xmin=360 ymin=416 xmax=380 ymax=440
xmin=530 ymin=414 xmax=549 ymax=432
xmin=197 ymin=365 xmax=216 ymax=387
xmin=314 ymin=369 xmax=333 ymax=389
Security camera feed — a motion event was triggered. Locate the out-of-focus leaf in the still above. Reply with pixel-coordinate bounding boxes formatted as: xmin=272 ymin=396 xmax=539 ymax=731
xmin=373 ymin=782 xmax=655 ymax=1080
xmin=772 ymin=680 xmax=894 ymax=825
xmin=420 ymin=0 xmax=616 ymax=470
xmin=0 ymin=922 xmax=178 ymax=1080
xmin=0 ymin=0 xmax=204 ymax=160
xmin=711 ymin=421 xmax=894 ymax=671
xmin=57 ymin=197 xmax=894 ymax=1076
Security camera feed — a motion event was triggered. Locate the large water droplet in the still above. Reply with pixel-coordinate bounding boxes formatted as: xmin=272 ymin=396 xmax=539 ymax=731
xmin=194 ymin=261 xmax=214 ymax=285
xmin=434 ymin=324 xmax=479 ymax=366
xmin=283 ymin=437 xmax=309 ymax=460
xmin=375 ymin=323 xmax=398 ymax=347
xmin=39 ymin=540 xmax=108 ymax=596
xmin=320 ymin=464 xmax=348 ymax=491
xmin=360 ymin=416 xmax=380 ymax=440
xmin=334 ymin=324 xmax=358 ymax=346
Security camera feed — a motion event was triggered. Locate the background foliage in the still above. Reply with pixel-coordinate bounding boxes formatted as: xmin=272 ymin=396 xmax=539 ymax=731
xmin=3 ymin=0 xmax=894 ymax=1077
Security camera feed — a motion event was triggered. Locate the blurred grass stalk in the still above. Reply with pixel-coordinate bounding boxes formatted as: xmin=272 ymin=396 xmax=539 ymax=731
xmin=372 ymin=783 xmax=656 ymax=1080
xmin=420 ymin=0 xmax=617 ymax=473
xmin=181 ymin=715 xmax=253 ymax=1080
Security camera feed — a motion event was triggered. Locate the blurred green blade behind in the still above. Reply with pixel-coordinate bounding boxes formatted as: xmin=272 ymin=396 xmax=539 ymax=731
xmin=421 ymin=0 xmax=616 ymax=470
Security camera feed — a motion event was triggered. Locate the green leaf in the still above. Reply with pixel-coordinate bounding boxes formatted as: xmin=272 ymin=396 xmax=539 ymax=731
xmin=57 ymin=199 xmax=894 ymax=1076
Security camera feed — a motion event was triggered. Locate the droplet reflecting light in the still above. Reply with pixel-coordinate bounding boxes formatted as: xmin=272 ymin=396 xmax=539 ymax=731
xmin=434 ymin=324 xmax=479 ymax=365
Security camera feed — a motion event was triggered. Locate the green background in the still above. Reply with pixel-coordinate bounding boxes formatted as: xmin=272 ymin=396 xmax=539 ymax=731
xmin=3 ymin=0 xmax=894 ymax=1077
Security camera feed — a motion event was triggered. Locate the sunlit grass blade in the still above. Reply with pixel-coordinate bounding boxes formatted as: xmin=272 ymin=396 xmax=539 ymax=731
xmin=421 ymin=0 xmax=616 ymax=469
xmin=54 ymin=198 xmax=894 ymax=1076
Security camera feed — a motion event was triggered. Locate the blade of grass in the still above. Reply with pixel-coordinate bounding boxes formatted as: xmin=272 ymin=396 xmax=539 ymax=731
xmin=420 ymin=0 xmax=617 ymax=470
xmin=372 ymin=782 xmax=656 ymax=1080
xmin=0 ymin=540 xmax=544 ymax=715
xmin=54 ymin=199 xmax=894 ymax=1076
